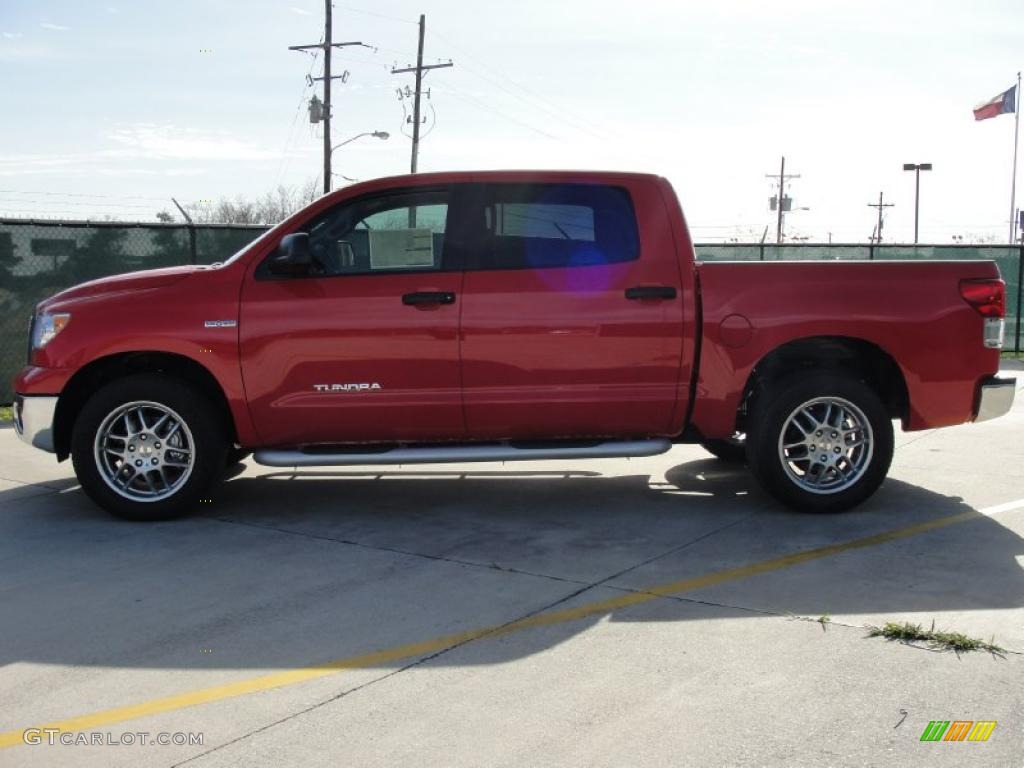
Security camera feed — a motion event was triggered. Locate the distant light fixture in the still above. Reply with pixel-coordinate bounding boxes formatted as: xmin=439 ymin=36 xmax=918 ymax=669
xmin=903 ymin=163 xmax=933 ymax=244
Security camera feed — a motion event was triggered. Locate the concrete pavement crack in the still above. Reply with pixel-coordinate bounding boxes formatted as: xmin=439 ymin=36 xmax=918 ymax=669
xmin=175 ymin=509 xmax=760 ymax=764
xmin=203 ymin=513 xmax=592 ymax=588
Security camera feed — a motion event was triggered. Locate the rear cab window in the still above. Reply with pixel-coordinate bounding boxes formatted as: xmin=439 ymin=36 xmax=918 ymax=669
xmin=468 ymin=183 xmax=640 ymax=270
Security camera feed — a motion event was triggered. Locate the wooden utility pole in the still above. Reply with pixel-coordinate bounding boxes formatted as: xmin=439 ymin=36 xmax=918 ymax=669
xmin=765 ymin=156 xmax=800 ymax=244
xmin=867 ymin=191 xmax=894 ymax=243
xmin=322 ymin=0 xmax=332 ymax=195
xmin=391 ymin=15 xmax=452 ymax=174
xmin=289 ymin=2 xmax=370 ymax=194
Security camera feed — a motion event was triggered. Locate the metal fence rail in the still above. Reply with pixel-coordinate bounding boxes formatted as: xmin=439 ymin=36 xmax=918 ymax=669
xmin=1 ymin=219 xmax=1020 ymax=403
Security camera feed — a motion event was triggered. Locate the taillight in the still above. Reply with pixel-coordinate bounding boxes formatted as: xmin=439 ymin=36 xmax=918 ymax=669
xmin=959 ymin=279 xmax=1005 ymax=318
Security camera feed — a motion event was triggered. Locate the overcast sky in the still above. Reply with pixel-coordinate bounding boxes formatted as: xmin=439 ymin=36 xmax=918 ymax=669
xmin=0 ymin=0 xmax=1021 ymax=242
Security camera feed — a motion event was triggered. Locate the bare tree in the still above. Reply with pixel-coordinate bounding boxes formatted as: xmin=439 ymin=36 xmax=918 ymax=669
xmin=160 ymin=180 xmax=322 ymax=225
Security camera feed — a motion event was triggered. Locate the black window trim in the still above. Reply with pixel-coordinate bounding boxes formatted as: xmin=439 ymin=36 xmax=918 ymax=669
xmin=255 ymin=184 xmax=460 ymax=281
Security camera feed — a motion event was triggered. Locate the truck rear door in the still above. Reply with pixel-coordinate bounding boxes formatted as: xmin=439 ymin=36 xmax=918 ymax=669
xmin=459 ymin=179 xmax=686 ymax=439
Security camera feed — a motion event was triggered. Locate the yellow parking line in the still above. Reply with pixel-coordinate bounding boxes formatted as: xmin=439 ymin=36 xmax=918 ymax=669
xmin=0 ymin=501 xmax=1018 ymax=750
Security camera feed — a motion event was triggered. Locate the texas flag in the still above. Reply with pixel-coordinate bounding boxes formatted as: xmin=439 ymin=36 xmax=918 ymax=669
xmin=973 ymin=85 xmax=1017 ymax=121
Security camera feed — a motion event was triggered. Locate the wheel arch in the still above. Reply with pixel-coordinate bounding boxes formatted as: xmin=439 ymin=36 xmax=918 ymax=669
xmin=737 ymin=336 xmax=909 ymax=432
xmin=54 ymin=352 xmax=237 ymax=460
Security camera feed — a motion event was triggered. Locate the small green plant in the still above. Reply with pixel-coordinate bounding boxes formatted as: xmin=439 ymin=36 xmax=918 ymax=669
xmin=817 ymin=614 xmax=832 ymax=631
xmin=866 ymin=620 xmax=1005 ymax=655
xmin=0 ymin=405 xmax=12 ymax=422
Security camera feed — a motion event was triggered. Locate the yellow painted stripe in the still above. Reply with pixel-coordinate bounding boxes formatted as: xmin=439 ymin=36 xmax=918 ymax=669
xmin=0 ymin=505 xmax=993 ymax=749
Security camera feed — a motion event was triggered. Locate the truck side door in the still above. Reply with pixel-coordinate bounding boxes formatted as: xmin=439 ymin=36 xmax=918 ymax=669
xmin=459 ymin=180 xmax=685 ymax=439
xmin=239 ymin=186 xmax=465 ymax=446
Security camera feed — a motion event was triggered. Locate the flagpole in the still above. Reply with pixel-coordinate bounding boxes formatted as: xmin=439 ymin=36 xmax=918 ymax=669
xmin=1011 ymin=71 xmax=1021 ymax=244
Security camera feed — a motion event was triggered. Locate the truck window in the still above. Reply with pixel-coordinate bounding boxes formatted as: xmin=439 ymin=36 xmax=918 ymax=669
xmin=471 ymin=184 xmax=639 ymax=270
xmin=278 ymin=188 xmax=450 ymax=277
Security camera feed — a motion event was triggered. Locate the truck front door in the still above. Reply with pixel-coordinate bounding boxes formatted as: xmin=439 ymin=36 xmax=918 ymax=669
xmin=239 ymin=186 xmax=465 ymax=446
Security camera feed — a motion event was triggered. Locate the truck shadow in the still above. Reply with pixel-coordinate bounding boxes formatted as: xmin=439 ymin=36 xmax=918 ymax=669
xmin=0 ymin=456 xmax=1021 ymax=671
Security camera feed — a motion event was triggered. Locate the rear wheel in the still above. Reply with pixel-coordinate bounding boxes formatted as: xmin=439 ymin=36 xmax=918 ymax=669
xmin=71 ymin=374 xmax=227 ymax=521
xmin=746 ymin=372 xmax=893 ymax=512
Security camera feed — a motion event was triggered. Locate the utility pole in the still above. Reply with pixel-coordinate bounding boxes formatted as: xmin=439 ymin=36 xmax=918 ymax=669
xmin=322 ymin=0 xmax=332 ymax=195
xmin=765 ymin=156 xmax=800 ymax=244
xmin=289 ymin=1 xmax=371 ymax=194
xmin=867 ymin=191 xmax=894 ymax=244
xmin=391 ymin=14 xmax=452 ymax=174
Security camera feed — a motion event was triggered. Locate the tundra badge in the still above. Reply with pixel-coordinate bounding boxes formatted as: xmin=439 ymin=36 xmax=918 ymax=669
xmin=314 ymin=383 xmax=382 ymax=392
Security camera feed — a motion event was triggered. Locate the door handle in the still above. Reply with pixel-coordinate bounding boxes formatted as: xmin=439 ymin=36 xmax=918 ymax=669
xmin=402 ymin=291 xmax=456 ymax=306
xmin=625 ymin=285 xmax=677 ymax=300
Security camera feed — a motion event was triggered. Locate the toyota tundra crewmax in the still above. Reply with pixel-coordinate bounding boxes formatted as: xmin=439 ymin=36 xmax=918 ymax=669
xmin=12 ymin=171 xmax=1016 ymax=520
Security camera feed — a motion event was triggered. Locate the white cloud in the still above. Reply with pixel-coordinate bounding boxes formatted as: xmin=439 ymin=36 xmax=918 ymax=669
xmin=40 ymin=22 xmax=71 ymax=31
xmin=288 ymin=6 xmax=311 ymax=15
xmin=106 ymin=124 xmax=279 ymax=161
xmin=0 ymin=125 xmax=278 ymax=177
xmin=2 ymin=32 xmax=24 ymax=39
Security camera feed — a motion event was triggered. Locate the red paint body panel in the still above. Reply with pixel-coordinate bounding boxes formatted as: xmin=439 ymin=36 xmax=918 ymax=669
xmin=459 ymin=176 xmax=690 ymax=439
xmin=238 ymin=270 xmax=465 ymax=445
xmin=18 ymin=262 xmax=260 ymax=446
xmin=10 ymin=169 xmax=1005 ymax=453
xmin=690 ymin=260 xmax=1002 ymax=437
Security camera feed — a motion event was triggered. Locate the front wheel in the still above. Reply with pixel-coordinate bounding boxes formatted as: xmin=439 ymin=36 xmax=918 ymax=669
xmin=71 ymin=374 xmax=227 ymax=521
xmin=746 ymin=372 xmax=894 ymax=512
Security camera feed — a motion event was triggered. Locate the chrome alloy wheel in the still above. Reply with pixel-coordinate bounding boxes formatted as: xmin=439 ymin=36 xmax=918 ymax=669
xmin=93 ymin=401 xmax=195 ymax=502
xmin=777 ymin=396 xmax=874 ymax=495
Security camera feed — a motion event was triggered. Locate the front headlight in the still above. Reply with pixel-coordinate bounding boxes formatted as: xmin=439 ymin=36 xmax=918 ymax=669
xmin=31 ymin=312 xmax=71 ymax=350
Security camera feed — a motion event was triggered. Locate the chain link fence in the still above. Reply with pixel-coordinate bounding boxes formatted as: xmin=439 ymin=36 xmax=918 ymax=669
xmin=1 ymin=219 xmax=269 ymax=403
xmin=1 ymin=219 xmax=1020 ymax=403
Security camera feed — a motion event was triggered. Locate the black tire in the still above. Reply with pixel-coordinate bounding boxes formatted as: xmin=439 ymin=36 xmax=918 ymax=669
xmin=71 ymin=374 xmax=228 ymax=521
xmin=225 ymin=447 xmax=251 ymax=468
xmin=745 ymin=372 xmax=893 ymax=513
xmin=700 ymin=436 xmax=747 ymax=463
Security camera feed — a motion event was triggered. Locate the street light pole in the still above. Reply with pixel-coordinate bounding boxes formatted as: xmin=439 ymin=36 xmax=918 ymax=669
xmin=328 ymin=131 xmax=389 ymax=183
xmin=330 ymin=131 xmax=389 ymax=156
xmin=902 ymin=163 xmax=932 ymax=244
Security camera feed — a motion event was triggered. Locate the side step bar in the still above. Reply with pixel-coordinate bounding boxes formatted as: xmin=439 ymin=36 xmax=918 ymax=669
xmin=253 ymin=439 xmax=672 ymax=468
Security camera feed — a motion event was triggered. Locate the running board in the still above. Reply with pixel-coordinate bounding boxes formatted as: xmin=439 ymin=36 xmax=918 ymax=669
xmin=253 ymin=439 xmax=672 ymax=468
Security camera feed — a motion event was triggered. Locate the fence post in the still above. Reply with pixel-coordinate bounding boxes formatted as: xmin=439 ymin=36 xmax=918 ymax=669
xmin=1016 ymin=243 xmax=1023 ymax=355
xmin=868 ymin=243 xmax=875 ymax=260
xmin=171 ymin=197 xmax=197 ymax=265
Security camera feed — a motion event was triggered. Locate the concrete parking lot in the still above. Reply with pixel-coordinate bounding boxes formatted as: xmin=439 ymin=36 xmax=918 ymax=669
xmin=1 ymin=369 xmax=1022 ymax=767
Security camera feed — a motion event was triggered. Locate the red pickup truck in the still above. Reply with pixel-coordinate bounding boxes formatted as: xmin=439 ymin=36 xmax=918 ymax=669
xmin=12 ymin=171 xmax=1015 ymax=520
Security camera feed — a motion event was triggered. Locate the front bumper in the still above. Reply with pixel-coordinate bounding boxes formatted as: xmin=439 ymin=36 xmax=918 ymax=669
xmin=13 ymin=394 xmax=59 ymax=452
xmin=975 ymin=377 xmax=1016 ymax=423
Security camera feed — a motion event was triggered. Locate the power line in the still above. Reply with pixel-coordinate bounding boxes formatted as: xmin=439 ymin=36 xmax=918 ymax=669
xmin=428 ymin=27 xmax=611 ymax=141
xmin=0 ymin=189 xmax=172 ymax=202
xmin=0 ymin=195 xmax=168 ymax=210
xmin=274 ymin=38 xmax=321 ymax=186
xmin=440 ymin=85 xmax=559 ymax=140
xmin=333 ymin=4 xmax=417 ymax=25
